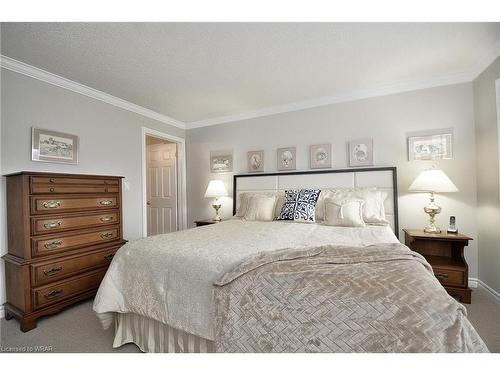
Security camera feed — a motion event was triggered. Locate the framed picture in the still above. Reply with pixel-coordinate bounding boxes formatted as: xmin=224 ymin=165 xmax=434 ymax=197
xmin=210 ymin=151 xmax=233 ymax=173
xmin=277 ymin=147 xmax=296 ymax=171
xmin=348 ymin=138 xmax=373 ymax=167
xmin=31 ymin=127 xmax=79 ymax=164
xmin=408 ymin=133 xmax=453 ymax=160
xmin=247 ymin=150 xmax=264 ymax=173
xmin=310 ymin=144 xmax=332 ymax=169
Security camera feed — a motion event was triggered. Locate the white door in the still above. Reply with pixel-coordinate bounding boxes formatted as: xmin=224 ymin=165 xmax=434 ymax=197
xmin=147 ymin=142 xmax=177 ymax=235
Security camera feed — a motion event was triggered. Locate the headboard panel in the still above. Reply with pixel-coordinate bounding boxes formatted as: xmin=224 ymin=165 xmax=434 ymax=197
xmin=233 ymin=167 xmax=399 ymax=237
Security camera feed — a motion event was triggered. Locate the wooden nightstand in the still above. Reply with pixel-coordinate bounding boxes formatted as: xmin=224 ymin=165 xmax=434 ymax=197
xmin=403 ymin=229 xmax=472 ymax=303
xmin=194 ymin=219 xmax=220 ymax=227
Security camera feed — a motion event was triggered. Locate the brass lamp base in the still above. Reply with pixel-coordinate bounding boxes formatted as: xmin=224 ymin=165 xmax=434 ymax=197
xmin=212 ymin=199 xmax=222 ymax=221
xmin=423 ymin=192 xmax=441 ymax=233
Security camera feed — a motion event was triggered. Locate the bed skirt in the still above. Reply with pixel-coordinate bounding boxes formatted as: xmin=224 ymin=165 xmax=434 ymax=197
xmin=113 ymin=313 xmax=215 ymax=353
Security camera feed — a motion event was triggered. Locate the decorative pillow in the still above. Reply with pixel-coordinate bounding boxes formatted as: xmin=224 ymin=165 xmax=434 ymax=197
xmin=234 ymin=192 xmax=252 ymax=217
xmin=324 ymin=198 xmax=365 ymax=227
xmin=235 ymin=192 xmax=284 ymax=218
xmin=274 ymin=193 xmax=286 ymax=219
xmin=244 ymin=195 xmax=277 ymax=221
xmin=276 ymin=189 xmax=321 ymax=223
xmin=315 ymin=190 xmax=338 ymax=221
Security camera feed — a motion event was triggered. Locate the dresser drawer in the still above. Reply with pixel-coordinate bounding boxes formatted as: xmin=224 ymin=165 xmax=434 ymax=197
xmin=31 ymin=211 xmax=120 ymax=235
xmin=31 ymin=176 xmax=119 ymax=186
xmin=32 ymin=268 xmax=107 ymax=309
xmin=32 ymin=227 xmax=120 ymax=257
xmin=31 ymin=246 xmax=120 ymax=286
xmin=433 ymin=267 xmax=465 ymax=287
xmin=31 ymin=196 xmax=118 ymax=214
xmin=31 ymin=184 xmax=119 ymax=194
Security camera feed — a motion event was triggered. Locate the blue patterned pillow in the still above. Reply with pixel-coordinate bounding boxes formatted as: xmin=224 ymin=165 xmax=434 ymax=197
xmin=276 ymin=189 xmax=321 ymax=222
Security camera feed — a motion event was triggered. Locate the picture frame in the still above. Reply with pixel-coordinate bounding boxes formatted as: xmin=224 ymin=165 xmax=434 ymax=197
xmin=310 ymin=144 xmax=332 ymax=169
xmin=277 ymin=147 xmax=296 ymax=171
xmin=408 ymin=133 xmax=453 ymax=161
xmin=31 ymin=127 xmax=79 ymax=164
xmin=247 ymin=150 xmax=264 ymax=173
xmin=348 ymin=138 xmax=373 ymax=167
xmin=210 ymin=151 xmax=233 ymax=173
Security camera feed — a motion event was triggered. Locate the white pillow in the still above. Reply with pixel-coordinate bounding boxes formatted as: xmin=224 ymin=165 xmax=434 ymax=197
xmin=315 ymin=190 xmax=334 ymax=221
xmin=348 ymin=188 xmax=388 ymax=225
xmin=324 ymin=198 xmax=366 ymax=227
xmin=244 ymin=195 xmax=278 ymax=221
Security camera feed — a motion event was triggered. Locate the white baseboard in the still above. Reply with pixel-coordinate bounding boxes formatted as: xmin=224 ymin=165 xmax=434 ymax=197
xmin=477 ymin=279 xmax=500 ymax=304
xmin=469 ymin=278 xmax=478 ymax=288
xmin=0 ymin=305 xmax=4 ymax=319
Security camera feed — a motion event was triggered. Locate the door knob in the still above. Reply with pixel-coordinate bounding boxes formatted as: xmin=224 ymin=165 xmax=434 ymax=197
xmin=147 ymin=201 xmax=151 ymax=206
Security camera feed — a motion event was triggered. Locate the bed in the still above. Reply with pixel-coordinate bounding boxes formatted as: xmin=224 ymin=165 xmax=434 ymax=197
xmin=93 ymin=167 xmax=488 ymax=353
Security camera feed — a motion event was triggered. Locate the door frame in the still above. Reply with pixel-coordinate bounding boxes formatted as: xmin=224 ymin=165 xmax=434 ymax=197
xmin=141 ymin=126 xmax=187 ymax=237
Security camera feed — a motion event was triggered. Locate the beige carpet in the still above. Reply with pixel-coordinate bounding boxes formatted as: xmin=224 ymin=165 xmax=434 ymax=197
xmin=1 ymin=285 xmax=499 ymax=353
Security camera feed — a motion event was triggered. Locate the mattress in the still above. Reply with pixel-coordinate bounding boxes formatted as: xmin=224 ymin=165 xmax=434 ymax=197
xmin=93 ymin=219 xmax=399 ymax=340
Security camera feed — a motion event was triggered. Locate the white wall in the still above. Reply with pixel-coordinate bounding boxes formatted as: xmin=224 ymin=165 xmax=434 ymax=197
xmin=473 ymin=56 xmax=500 ymax=294
xmin=0 ymin=68 xmax=185 ymax=310
xmin=187 ymin=83 xmax=479 ymax=278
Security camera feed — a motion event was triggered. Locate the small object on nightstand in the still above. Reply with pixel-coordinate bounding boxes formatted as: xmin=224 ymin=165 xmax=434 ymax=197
xmin=447 ymin=216 xmax=458 ymax=234
xmin=194 ymin=219 xmax=220 ymax=227
xmin=403 ymin=229 xmax=472 ymax=303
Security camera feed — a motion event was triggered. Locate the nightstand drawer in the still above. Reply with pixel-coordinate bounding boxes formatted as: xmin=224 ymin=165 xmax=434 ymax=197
xmin=433 ymin=267 xmax=465 ymax=287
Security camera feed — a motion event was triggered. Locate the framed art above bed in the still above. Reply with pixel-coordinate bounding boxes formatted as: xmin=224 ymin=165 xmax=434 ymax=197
xmin=232 ymin=166 xmax=399 ymax=237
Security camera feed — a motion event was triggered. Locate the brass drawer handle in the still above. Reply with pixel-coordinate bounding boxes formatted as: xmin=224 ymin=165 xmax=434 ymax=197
xmin=44 ymin=240 xmax=63 ymax=249
xmin=43 ymin=266 xmax=62 ymax=277
xmin=44 ymin=289 xmax=63 ymax=299
xmin=42 ymin=200 xmax=61 ymax=209
xmin=49 ymin=187 xmax=55 ymax=192
xmin=100 ymin=232 xmax=114 ymax=239
xmin=436 ymin=273 xmax=449 ymax=279
xmin=100 ymin=216 xmax=113 ymax=222
xmin=104 ymin=254 xmax=114 ymax=261
xmin=99 ymin=199 xmax=113 ymax=206
xmin=43 ymin=221 xmax=61 ymax=229
xmin=49 ymin=178 xmax=55 ymax=183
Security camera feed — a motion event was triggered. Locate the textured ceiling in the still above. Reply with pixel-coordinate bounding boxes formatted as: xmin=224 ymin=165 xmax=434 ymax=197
xmin=2 ymin=22 xmax=500 ymax=124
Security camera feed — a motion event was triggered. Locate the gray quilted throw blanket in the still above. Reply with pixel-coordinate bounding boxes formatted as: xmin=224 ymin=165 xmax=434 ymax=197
xmin=213 ymin=243 xmax=488 ymax=353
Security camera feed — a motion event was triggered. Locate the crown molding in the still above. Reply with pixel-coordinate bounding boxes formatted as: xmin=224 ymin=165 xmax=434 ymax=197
xmin=3 ymin=35 xmax=500 ymax=132
xmin=470 ymin=38 xmax=500 ymax=80
xmin=187 ymin=38 xmax=500 ymax=129
xmin=187 ymin=71 xmax=472 ymax=128
xmin=0 ymin=55 xmax=186 ymax=130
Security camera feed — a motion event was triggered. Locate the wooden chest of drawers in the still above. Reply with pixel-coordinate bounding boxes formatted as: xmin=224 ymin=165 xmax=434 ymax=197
xmin=2 ymin=172 xmax=126 ymax=331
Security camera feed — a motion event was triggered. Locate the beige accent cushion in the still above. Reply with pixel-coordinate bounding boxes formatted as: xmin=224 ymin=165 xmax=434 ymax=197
xmin=234 ymin=192 xmax=252 ymax=217
xmin=324 ymin=198 xmax=366 ymax=227
xmin=274 ymin=194 xmax=285 ymax=219
xmin=244 ymin=195 xmax=278 ymax=221
xmin=235 ymin=192 xmax=285 ymax=219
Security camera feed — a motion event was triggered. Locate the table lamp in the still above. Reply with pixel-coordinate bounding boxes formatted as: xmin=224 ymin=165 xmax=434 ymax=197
xmin=204 ymin=180 xmax=228 ymax=221
xmin=408 ymin=169 xmax=458 ymax=233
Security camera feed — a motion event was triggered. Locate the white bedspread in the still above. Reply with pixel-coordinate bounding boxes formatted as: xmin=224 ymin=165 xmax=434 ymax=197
xmin=93 ymin=219 xmax=399 ymax=340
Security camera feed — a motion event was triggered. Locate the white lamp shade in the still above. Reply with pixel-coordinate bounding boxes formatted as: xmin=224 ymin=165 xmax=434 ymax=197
xmin=408 ymin=169 xmax=459 ymax=193
xmin=204 ymin=180 xmax=228 ymax=198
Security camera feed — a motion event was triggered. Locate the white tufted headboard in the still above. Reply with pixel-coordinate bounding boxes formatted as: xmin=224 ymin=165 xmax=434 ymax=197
xmin=232 ymin=167 xmax=399 ymax=237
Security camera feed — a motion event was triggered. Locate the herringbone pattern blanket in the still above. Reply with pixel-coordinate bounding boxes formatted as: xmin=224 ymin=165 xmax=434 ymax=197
xmin=214 ymin=243 xmax=488 ymax=352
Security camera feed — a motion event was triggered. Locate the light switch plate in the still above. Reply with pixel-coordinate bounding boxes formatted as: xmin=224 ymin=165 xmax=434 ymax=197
xmin=123 ymin=181 xmax=131 ymax=191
